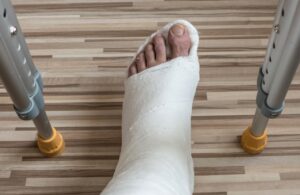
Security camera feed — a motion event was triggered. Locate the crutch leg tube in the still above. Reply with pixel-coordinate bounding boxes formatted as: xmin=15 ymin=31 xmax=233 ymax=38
xmin=241 ymin=0 xmax=300 ymax=154
xmin=0 ymin=0 xmax=64 ymax=157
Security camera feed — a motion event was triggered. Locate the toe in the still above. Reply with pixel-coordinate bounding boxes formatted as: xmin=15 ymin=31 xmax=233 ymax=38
xmin=136 ymin=53 xmax=146 ymax=73
xmin=153 ymin=34 xmax=167 ymax=63
xmin=168 ymin=24 xmax=191 ymax=59
xmin=128 ymin=63 xmax=137 ymax=77
xmin=145 ymin=44 xmax=156 ymax=67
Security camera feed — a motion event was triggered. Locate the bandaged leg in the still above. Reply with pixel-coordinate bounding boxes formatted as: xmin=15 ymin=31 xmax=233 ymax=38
xmin=101 ymin=20 xmax=200 ymax=195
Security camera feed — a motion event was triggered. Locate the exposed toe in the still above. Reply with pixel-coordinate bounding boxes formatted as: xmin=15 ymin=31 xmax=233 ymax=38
xmin=136 ymin=53 xmax=146 ymax=73
xmin=128 ymin=63 xmax=137 ymax=77
xmin=168 ymin=24 xmax=191 ymax=59
xmin=145 ymin=44 xmax=156 ymax=67
xmin=153 ymin=34 xmax=167 ymax=64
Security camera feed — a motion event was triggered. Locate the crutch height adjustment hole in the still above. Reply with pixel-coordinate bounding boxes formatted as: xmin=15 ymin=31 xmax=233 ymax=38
xmin=266 ymin=68 xmax=269 ymax=74
xmin=3 ymin=8 xmax=6 ymax=18
xmin=272 ymin=42 xmax=275 ymax=49
xmin=281 ymin=9 xmax=284 ymax=17
xmin=269 ymin=56 xmax=272 ymax=62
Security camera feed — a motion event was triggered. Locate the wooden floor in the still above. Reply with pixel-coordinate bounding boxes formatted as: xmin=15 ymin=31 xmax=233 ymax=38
xmin=1 ymin=0 xmax=300 ymax=194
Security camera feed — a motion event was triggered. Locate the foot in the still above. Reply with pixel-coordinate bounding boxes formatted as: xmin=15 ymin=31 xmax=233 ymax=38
xmin=128 ymin=24 xmax=191 ymax=77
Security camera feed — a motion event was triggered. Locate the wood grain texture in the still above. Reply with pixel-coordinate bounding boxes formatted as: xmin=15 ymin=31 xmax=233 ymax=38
xmin=1 ymin=0 xmax=300 ymax=194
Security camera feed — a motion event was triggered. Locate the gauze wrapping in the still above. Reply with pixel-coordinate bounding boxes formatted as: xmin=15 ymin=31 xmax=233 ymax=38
xmin=101 ymin=20 xmax=199 ymax=195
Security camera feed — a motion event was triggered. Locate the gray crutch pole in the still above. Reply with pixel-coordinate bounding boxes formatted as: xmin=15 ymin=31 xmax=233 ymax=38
xmin=241 ymin=0 xmax=300 ymax=154
xmin=0 ymin=0 xmax=64 ymax=157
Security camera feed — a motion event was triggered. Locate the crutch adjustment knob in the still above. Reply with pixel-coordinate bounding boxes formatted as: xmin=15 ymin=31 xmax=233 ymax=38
xmin=9 ymin=26 xmax=17 ymax=36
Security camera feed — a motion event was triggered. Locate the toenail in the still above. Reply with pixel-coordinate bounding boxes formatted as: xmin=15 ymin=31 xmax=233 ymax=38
xmin=154 ymin=35 xmax=163 ymax=42
xmin=146 ymin=44 xmax=153 ymax=50
xmin=171 ymin=24 xmax=185 ymax=36
xmin=154 ymin=38 xmax=163 ymax=46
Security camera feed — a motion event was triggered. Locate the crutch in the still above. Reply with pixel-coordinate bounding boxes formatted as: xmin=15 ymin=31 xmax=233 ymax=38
xmin=241 ymin=0 xmax=300 ymax=154
xmin=0 ymin=0 xmax=65 ymax=157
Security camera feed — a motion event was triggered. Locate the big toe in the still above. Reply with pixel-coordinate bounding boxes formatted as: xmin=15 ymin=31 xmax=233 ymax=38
xmin=168 ymin=24 xmax=191 ymax=59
